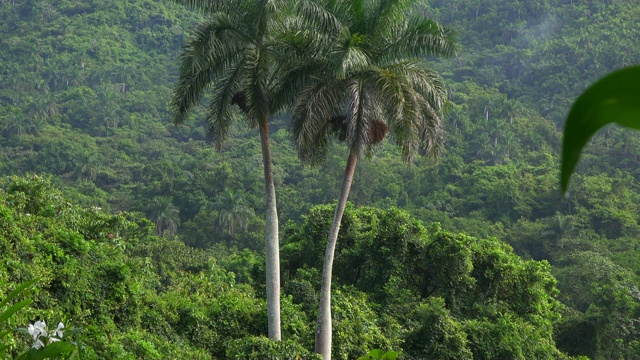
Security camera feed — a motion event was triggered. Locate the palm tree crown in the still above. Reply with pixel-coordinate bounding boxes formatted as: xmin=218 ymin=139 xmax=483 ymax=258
xmin=171 ymin=0 xmax=314 ymax=145
xmin=214 ymin=189 xmax=255 ymax=240
xmin=147 ymin=197 xmax=181 ymax=237
xmin=171 ymin=0 xmax=272 ymax=137
xmin=291 ymin=0 xmax=456 ymax=163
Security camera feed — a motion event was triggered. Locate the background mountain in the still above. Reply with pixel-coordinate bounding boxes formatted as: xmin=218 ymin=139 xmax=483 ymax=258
xmin=1 ymin=0 xmax=640 ymax=358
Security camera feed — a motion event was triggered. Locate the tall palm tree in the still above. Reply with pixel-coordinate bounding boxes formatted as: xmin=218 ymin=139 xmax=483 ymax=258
xmin=170 ymin=0 xmax=316 ymax=341
xmin=291 ymin=0 xmax=456 ymax=357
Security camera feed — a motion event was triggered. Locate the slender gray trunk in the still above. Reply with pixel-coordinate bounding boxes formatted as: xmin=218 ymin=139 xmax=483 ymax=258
xmin=259 ymin=119 xmax=281 ymax=341
xmin=315 ymin=149 xmax=358 ymax=359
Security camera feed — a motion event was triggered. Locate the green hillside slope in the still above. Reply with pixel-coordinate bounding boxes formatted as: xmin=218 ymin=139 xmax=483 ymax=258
xmin=1 ymin=0 xmax=640 ymax=358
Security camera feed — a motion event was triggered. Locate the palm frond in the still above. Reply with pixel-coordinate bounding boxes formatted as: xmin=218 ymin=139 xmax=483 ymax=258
xmin=291 ymin=78 xmax=345 ymax=165
xmin=171 ymin=66 xmax=216 ymax=125
xmin=393 ymin=61 xmax=448 ymax=113
xmin=392 ymin=87 xmax=422 ymax=163
xmin=345 ymin=79 xmax=384 ymax=154
xmin=206 ymin=60 xmax=245 ymax=151
xmin=395 ymin=83 xmax=443 ymax=161
xmin=270 ymin=12 xmax=333 ymax=60
xmin=334 ymin=31 xmax=372 ymax=79
xmin=171 ymin=15 xmax=249 ymax=125
xmin=294 ymin=0 xmax=345 ymax=36
xmin=243 ymin=47 xmax=271 ymax=126
xmin=368 ymin=0 xmax=409 ymax=36
xmin=250 ymin=0 xmax=271 ymax=42
xmin=373 ymin=67 xmax=410 ymax=127
xmin=417 ymin=99 xmax=444 ymax=158
xmin=348 ymin=0 xmax=368 ymax=33
xmin=378 ymin=16 xmax=457 ymax=61
xmin=267 ymin=15 xmax=331 ymax=114
xmin=172 ymin=0 xmax=239 ymax=15
xmin=269 ymin=60 xmax=321 ymax=115
xmin=188 ymin=14 xmax=251 ymax=71
xmin=366 ymin=61 xmax=445 ymax=162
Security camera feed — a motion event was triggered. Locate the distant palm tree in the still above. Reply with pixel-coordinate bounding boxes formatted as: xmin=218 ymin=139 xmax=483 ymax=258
xmin=214 ymin=189 xmax=255 ymax=242
xmin=1 ymin=107 xmax=44 ymax=137
xmin=147 ymin=197 xmax=181 ymax=237
xmin=1 ymin=108 xmax=28 ymax=137
xmin=170 ymin=0 xmax=316 ymax=340
xmin=290 ymin=0 xmax=456 ymax=357
xmin=27 ymin=92 xmax=58 ymax=124
xmin=97 ymin=83 xmax=121 ymax=134
xmin=74 ymin=150 xmax=101 ymax=181
xmin=542 ymin=211 xmax=574 ymax=248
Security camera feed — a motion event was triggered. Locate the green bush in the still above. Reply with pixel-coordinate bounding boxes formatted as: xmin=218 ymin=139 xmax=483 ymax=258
xmin=226 ymin=336 xmax=321 ymax=360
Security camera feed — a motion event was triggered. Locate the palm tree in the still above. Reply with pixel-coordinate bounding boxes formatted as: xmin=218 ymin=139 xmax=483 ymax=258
xmin=290 ymin=0 xmax=456 ymax=357
xmin=1 ymin=107 xmax=27 ymax=137
xmin=170 ymin=0 xmax=315 ymax=341
xmin=1 ymin=106 xmax=44 ymax=137
xmin=96 ymin=83 xmax=121 ymax=134
xmin=214 ymin=189 xmax=255 ymax=243
xmin=74 ymin=150 xmax=101 ymax=182
xmin=26 ymin=91 xmax=58 ymax=124
xmin=542 ymin=211 xmax=575 ymax=248
xmin=147 ymin=197 xmax=181 ymax=237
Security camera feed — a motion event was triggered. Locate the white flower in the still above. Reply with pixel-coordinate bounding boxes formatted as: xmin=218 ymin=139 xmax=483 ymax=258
xmin=27 ymin=324 xmax=38 ymax=340
xmin=33 ymin=339 xmax=45 ymax=349
xmin=28 ymin=321 xmax=47 ymax=341
xmin=27 ymin=320 xmax=65 ymax=349
xmin=50 ymin=322 xmax=64 ymax=338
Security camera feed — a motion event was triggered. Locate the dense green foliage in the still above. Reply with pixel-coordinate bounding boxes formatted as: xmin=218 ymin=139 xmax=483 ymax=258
xmin=282 ymin=204 xmax=565 ymax=359
xmin=1 ymin=0 xmax=640 ymax=358
xmin=1 ymin=176 xmax=570 ymax=359
xmin=0 ymin=175 xmax=324 ymax=359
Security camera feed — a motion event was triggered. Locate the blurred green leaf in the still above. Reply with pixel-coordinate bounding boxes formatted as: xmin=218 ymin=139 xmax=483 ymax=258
xmin=561 ymin=65 xmax=640 ymax=193
xmin=0 ymin=299 xmax=33 ymax=324
xmin=16 ymin=341 xmax=75 ymax=360
xmin=357 ymin=349 xmax=400 ymax=360
xmin=0 ymin=278 xmax=38 ymax=309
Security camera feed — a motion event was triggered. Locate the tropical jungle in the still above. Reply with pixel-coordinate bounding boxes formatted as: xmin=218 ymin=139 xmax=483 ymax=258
xmin=1 ymin=0 xmax=640 ymax=359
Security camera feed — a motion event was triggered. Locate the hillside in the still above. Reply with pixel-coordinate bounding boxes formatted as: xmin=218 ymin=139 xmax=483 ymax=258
xmin=1 ymin=0 xmax=640 ymax=358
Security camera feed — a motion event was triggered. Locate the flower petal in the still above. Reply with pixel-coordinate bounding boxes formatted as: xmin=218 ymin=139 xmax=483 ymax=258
xmin=28 ymin=324 xmax=37 ymax=337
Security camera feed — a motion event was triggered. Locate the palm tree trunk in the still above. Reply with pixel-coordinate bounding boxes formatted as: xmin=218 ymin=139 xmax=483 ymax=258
xmin=315 ymin=149 xmax=358 ymax=359
xmin=259 ymin=118 xmax=281 ymax=341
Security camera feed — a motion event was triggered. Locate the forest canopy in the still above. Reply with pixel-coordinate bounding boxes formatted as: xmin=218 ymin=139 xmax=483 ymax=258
xmin=1 ymin=0 xmax=640 ymax=358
